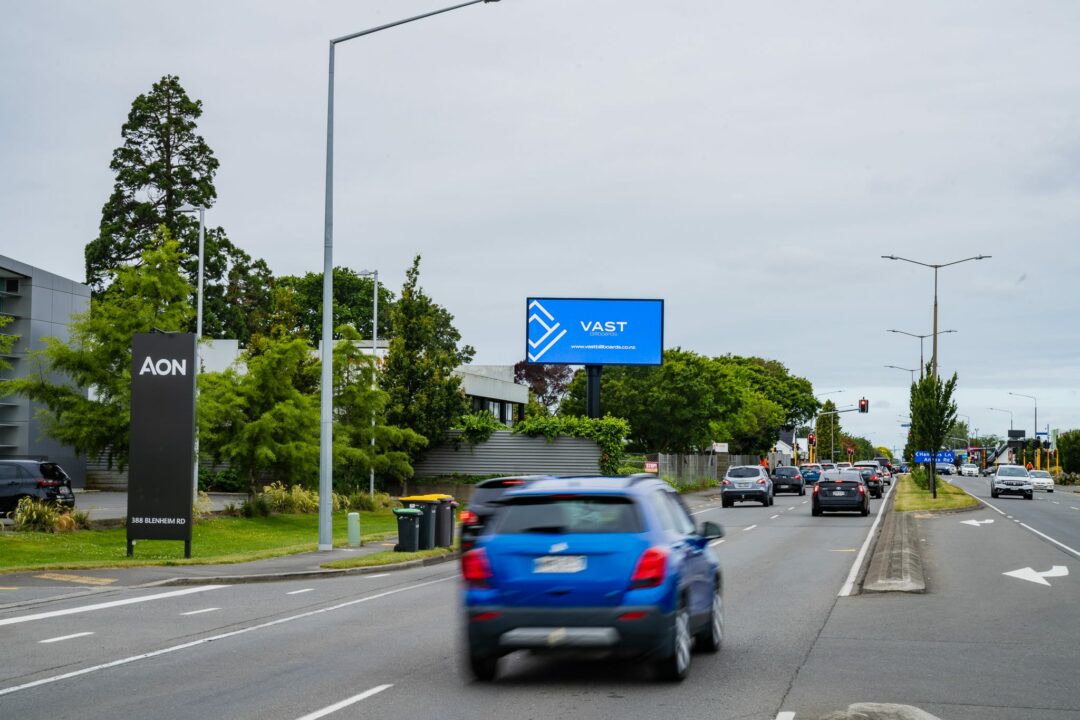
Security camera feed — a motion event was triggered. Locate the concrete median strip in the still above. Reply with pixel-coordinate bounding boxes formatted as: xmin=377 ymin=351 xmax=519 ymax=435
xmin=862 ymin=492 xmax=926 ymax=594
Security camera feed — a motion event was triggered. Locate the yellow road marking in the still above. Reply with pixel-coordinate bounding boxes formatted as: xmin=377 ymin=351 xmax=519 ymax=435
xmin=830 ymin=549 xmax=857 ymax=553
xmin=35 ymin=573 xmax=117 ymax=586
xmin=0 ymin=587 xmax=18 ymax=591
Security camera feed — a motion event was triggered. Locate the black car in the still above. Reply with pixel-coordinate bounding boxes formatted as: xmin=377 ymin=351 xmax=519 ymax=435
xmin=812 ymin=469 xmax=869 ymax=516
xmin=460 ymin=476 xmax=550 ymax=551
xmin=0 ymin=460 xmax=76 ymax=513
xmin=851 ymin=463 xmax=884 ymax=498
xmin=770 ymin=466 xmax=805 ymax=495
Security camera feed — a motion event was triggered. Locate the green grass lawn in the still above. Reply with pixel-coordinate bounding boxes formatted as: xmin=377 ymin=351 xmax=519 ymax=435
xmin=894 ymin=472 xmax=979 ymax=513
xmin=0 ymin=510 xmax=396 ymax=573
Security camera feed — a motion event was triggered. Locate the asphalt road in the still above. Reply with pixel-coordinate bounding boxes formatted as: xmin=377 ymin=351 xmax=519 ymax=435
xmin=2 ymin=482 xmax=1077 ymax=720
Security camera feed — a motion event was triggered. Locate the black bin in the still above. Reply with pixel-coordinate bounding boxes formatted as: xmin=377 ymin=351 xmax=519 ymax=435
xmin=432 ymin=498 xmax=455 ymax=548
xmin=401 ymin=497 xmax=437 ymax=550
xmin=393 ymin=507 xmax=422 ymax=552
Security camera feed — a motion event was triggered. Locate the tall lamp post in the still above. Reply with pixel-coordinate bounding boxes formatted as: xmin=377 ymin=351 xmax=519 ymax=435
xmin=178 ymin=204 xmax=206 ymax=503
xmin=988 ymin=407 xmax=1013 ymax=431
xmin=317 ymin=0 xmax=502 ymax=551
xmin=886 ymin=329 xmax=957 ymax=379
xmin=358 ymin=269 xmax=379 ymax=498
xmin=885 ymin=365 xmax=918 ymax=383
xmin=1007 ymin=392 xmax=1036 ymax=439
xmin=882 ymin=254 xmax=990 ymax=378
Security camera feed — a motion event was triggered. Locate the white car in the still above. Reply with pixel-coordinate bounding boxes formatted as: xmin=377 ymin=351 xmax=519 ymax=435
xmin=960 ymin=464 xmax=979 ymax=477
xmin=1028 ymin=470 xmax=1055 ymax=493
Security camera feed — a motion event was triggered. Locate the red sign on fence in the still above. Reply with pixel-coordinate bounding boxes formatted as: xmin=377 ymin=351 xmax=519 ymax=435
xmin=644 ymin=461 xmax=659 ymax=473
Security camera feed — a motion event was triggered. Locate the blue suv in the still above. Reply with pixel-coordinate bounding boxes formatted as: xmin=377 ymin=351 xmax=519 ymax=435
xmin=462 ymin=475 xmax=724 ymax=682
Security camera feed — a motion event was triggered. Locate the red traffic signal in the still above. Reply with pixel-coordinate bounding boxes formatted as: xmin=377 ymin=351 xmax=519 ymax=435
xmin=859 ymin=398 xmax=869 ymax=414
xmin=808 ymin=433 xmax=816 ymax=445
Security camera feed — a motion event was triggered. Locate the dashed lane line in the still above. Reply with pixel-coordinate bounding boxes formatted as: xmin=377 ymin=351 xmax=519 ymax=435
xmin=770 ymin=514 xmax=780 ymax=519
xmin=743 ymin=525 xmax=758 ymax=532
xmin=181 ymin=608 xmax=220 ymax=616
xmin=40 ymin=632 xmax=94 ymax=644
xmin=0 ymin=586 xmax=224 ymax=628
xmin=286 ymin=589 xmax=314 ymax=595
xmin=295 ymin=684 xmax=393 ymax=720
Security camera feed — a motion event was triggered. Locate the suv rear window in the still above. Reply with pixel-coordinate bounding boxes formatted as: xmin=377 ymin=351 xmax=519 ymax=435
xmin=494 ymin=495 xmax=643 ymax=534
xmin=727 ymin=467 xmax=760 ymax=479
xmin=774 ymin=467 xmax=798 ymax=477
xmin=39 ymin=463 xmax=68 ymax=481
xmin=471 ymin=478 xmax=529 ymax=505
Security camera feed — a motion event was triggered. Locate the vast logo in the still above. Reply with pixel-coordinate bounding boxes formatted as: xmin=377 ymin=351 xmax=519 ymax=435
xmin=139 ymin=357 xmax=187 ymax=376
xmin=527 ymin=300 xmax=567 ymax=362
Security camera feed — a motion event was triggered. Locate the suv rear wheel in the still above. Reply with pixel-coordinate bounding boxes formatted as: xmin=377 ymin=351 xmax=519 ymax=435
xmin=656 ymin=599 xmax=691 ymax=682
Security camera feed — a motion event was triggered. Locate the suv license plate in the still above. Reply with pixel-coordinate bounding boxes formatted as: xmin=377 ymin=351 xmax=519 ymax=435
xmin=534 ymin=556 xmax=586 ymax=574
xmin=832 ymin=491 xmax=846 ymax=496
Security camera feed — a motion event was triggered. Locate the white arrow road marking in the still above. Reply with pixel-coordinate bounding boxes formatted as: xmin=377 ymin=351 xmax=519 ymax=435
xmin=775 ymin=712 xmax=796 ymax=720
xmin=960 ymin=519 xmax=994 ymax=527
xmin=1003 ymin=565 xmax=1069 ymax=587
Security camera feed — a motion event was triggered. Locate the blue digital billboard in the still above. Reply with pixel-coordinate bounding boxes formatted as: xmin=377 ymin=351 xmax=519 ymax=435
xmin=526 ymin=298 xmax=664 ymax=366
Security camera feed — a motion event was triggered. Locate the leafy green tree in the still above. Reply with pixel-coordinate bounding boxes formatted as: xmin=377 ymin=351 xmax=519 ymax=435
xmin=909 ymin=370 xmax=959 ymax=497
xmin=874 ymin=446 xmax=893 ymax=460
xmin=5 ymin=233 xmax=192 ymax=469
xmin=332 ymin=325 xmax=425 ymax=492
xmin=1057 ymin=430 xmax=1080 ymax=473
xmin=814 ymin=400 xmax=844 ymax=463
xmin=718 ymin=389 xmax=786 ymax=455
xmin=514 ymin=360 xmax=574 ymax=413
xmin=714 ymin=355 xmax=819 ymax=427
xmin=198 ymin=334 xmax=321 ymax=491
xmin=382 ymin=255 xmax=475 ymax=450
xmin=277 ymin=268 xmax=395 ymax=346
xmin=560 ymin=349 xmax=743 ymax=454
xmin=84 ymin=74 xmax=273 ymax=344
xmin=0 ymin=315 xmax=16 ymax=375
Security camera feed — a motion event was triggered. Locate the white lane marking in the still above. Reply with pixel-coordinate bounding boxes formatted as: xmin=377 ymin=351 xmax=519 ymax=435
xmin=287 ymin=588 xmax=314 ymax=595
xmin=838 ymin=479 xmax=895 ymax=597
xmin=40 ymin=632 xmax=94 ymax=644
xmin=776 ymin=712 xmax=796 ymax=720
xmin=801 ymin=501 xmax=808 ymax=505
xmin=743 ymin=525 xmax=758 ymax=532
xmin=1053 ymin=501 xmax=1060 ymax=505
xmin=1019 ymin=523 xmax=1080 ymax=559
xmin=708 ymin=539 xmax=725 ymax=547
xmin=295 ymin=684 xmax=393 ymax=720
xmin=769 ymin=515 xmax=779 ymax=520
xmin=181 ymin=608 xmax=220 ymax=616
xmin=0 ymin=576 xmax=451 ymax=698
xmin=0 ymin=586 xmax=224 ymax=628
xmin=1071 ymin=507 xmax=1079 ymax=511
xmin=1003 ymin=565 xmax=1069 ymax=587
xmin=365 ymin=573 xmax=390 ymax=579
xmin=960 ymin=490 xmax=1080 ymax=560
xmin=691 ymin=505 xmax=723 ymax=515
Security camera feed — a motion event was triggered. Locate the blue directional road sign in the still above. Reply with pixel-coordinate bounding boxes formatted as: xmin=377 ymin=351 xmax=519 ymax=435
xmin=935 ymin=450 xmax=956 ymax=464
xmin=914 ymin=451 xmax=931 ymax=463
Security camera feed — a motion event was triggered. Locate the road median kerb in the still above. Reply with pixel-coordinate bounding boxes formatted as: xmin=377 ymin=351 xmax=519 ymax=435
xmin=861 ymin=488 xmax=926 ymax=594
xmin=150 ymin=549 xmax=460 ymax=587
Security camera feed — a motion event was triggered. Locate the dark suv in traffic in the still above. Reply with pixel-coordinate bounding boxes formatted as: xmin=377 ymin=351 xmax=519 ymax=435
xmin=0 ymin=460 xmax=76 ymax=513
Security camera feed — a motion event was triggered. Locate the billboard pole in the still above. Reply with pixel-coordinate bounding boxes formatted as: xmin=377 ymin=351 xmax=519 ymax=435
xmin=586 ymin=365 xmax=601 ymax=418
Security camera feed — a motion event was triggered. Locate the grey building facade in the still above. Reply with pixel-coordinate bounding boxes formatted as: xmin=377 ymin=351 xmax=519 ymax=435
xmin=0 ymin=255 xmax=91 ymax=486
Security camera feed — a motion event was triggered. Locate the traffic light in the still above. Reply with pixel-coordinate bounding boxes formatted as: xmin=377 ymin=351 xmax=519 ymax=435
xmin=809 ymin=433 xmax=816 ymax=446
xmin=859 ymin=398 xmax=869 ymax=414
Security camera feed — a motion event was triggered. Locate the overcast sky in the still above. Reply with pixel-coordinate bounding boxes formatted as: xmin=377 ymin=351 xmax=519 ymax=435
xmin=3 ymin=1 xmax=1079 ymax=451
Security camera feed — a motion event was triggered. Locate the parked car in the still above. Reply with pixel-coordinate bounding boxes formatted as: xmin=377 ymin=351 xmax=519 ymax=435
xmin=721 ymin=466 xmax=774 ymax=507
xmin=770 ymin=466 xmax=805 ymax=495
xmin=959 ymin=464 xmax=979 ymax=477
xmin=0 ymin=460 xmax=76 ymax=513
xmin=812 ymin=469 xmax=870 ymax=516
xmin=460 ymin=476 xmax=550 ymax=551
xmin=1028 ymin=470 xmax=1055 ymax=493
xmin=990 ymin=465 xmax=1033 ymax=500
xmin=851 ymin=463 xmax=884 ymax=498
xmin=798 ymin=464 xmax=823 ymax=485
xmin=461 ymin=474 xmax=724 ymax=682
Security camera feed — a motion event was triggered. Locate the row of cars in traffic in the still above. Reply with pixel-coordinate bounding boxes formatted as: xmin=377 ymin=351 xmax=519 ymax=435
xmin=457 ymin=459 xmax=903 ymax=681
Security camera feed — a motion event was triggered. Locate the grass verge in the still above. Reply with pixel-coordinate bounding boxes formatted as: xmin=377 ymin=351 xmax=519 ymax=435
xmin=894 ymin=473 xmax=979 ymax=513
xmin=320 ymin=546 xmax=454 ymax=570
xmin=0 ymin=510 xmax=396 ymax=573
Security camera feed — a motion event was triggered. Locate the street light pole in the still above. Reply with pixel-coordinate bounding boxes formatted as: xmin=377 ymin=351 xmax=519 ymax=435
xmin=1008 ymin=392 xmax=1037 ymax=440
xmin=885 ymin=365 xmax=917 ymax=383
xmin=886 ymin=329 xmax=957 ymax=379
xmin=988 ymin=407 xmax=1013 ymax=431
xmin=882 ymin=254 xmax=990 ymax=377
xmin=318 ymin=0 xmax=502 ymax=551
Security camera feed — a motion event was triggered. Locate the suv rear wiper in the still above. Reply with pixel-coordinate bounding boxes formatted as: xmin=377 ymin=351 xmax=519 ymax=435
xmin=523 ymin=525 xmax=568 ymax=534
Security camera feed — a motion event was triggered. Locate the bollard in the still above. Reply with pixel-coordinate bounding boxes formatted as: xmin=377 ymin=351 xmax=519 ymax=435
xmin=347 ymin=512 xmax=361 ymax=547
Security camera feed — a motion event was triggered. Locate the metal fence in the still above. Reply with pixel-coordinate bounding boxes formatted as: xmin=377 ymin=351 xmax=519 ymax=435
xmin=412 ymin=430 xmax=602 ymax=478
xmin=657 ymin=453 xmax=725 ymax=486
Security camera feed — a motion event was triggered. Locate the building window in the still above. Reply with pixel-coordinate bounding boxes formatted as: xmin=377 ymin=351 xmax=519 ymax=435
xmin=3 ymin=278 xmax=17 ymax=294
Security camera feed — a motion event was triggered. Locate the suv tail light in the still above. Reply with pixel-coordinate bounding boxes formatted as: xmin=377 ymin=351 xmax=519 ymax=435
xmin=630 ymin=547 xmax=668 ymax=589
xmin=812 ymin=483 xmax=820 ymax=496
xmin=858 ymin=484 xmax=866 ymax=495
xmin=721 ymin=479 xmax=732 ymax=486
xmin=462 ymin=549 xmax=492 ymax=588
xmin=756 ymin=478 xmax=767 ymax=485
xmin=459 ymin=509 xmax=479 ymax=525
xmin=37 ymin=479 xmax=61 ymax=488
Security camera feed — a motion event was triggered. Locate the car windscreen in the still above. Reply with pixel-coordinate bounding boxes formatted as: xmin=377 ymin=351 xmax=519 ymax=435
xmin=774 ymin=467 xmax=798 ymax=477
xmin=494 ymin=495 xmax=643 ymax=534
xmin=997 ymin=467 xmax=1028 ymax=477
xmin=1030 ymin=471 xmax=1051 ymax=478
xmin=727 ymin=467 xmax=760 ymax=479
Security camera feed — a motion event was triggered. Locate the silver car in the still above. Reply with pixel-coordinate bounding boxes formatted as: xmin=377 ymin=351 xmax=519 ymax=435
xmin=990 ymin=465 xmax=1033 ymax=500
xmin=1028 ymin=470 xmax=1055 ymax=493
